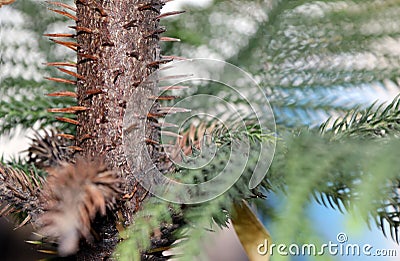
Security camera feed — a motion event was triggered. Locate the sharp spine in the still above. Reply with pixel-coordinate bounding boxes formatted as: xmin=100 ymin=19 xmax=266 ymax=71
xmin=158 ymin=107 xmax=191 ymax=113
xmin=15 ymin=215 xmax=32 ymax=230
xmin=85 ymin=89 xmax=103 ymax=95
xmin=145 ymin=138 xmax=160 ymax=145
xmin=160 ymin=131 xmax=183 ymax=139
xmin=47 ymin=106 xmax=88 ymax=113
xmin=78 ymin=53 xmax=98 ymax=61
xmin=147 ymin=58 xmax=173 ymax=68
xmin=162 ymin=55 xmax=188 ymax=61
xmin=47 ymin=91 xmax=78 ymax=98
xmin=138 ymin=0 xmax=174 ymax=11
xmin=160 ymin=36 xmax=181 ymax=42
xmin=70 ymin=26 xmax=94 ymax=34
xmin=158 ymin=65 xmax=174 ymax=71
xmin=144 ymin=27 xmax=166 ymax=38
xmin=123 ymin=20 xmax=138 ymax=29
xmin=159 ymin=74 xmax=193 ymax=81
xmin=45 ymin=62 xmax=76 ymax=68
xmin=46 ymin=1 xmax=77 ymax=12
xmin=155 ymin=10 xmax=185 ymax=20
xmin=49 ymin=9 xmax=78 ymax=21
xmin=44 ymin=33 xmax=75 ymax=38
xmin=159 ymin=85 xmax=189 ymax=91
xmin=56 ymin=67 xmax=85 ymax=80
xmin=151 ymin=122 xmax=179 ymax=128
xmin=94 ymin=3 xmax=108 ymax=16
xmin=25 ymin=240 xmax=44 ymax=246
xmin=147 ymin=113 xmax=166 ymax=119
xmin=45 ymin=77 xmax=76 ymax=85
xmin=79 ymin=134 xmax=93 ymax=142
xmin=50 ymin=39 xmax=79 ymax=51
xmin=138 ymin=3 xmax=158 ymax=12
xmin=38 ymin=250 xmax=58 ymax=255
xmin=148 ymin=95 xmax=178 ymax=101
xmin=56 ymin=117 xmax=80 ymax=125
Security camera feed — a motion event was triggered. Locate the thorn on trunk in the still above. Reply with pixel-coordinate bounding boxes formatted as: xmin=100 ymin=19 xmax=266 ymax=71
xmin=56 ymin=67 xmax=86 ymax=80
xmin=44 ymin=33 xmax=75 ymax=38
xmin=56 ymin=117 xmax=80 ymax=125
xmin=47 ymin=106 xmax=88 ymax=113
xmin=123 ymin=20 xmax=138 ymax=29
xmin=50 ymin=39 xmax=79 ymax=51
xmin=78 ymin=53 xmax=99 ymax=61
xmin=78 ymin=134 xmax=93 ymax=143
xmin=144 ymin=27 xmax=166 ymax=38
xmin=45 ymin=77 xmax=76 ymax=85
xmin=147 ymin=112 xmax=166 ymax=119
xmin=147 ymin=58 xmax=173 ymax=68
xmin=94 ymin=3 xmax=108 ymax=16
xmin=37 ymin=249 xmax=58 ymax=255
xmin=46 ymin=1 xmax=77 ymax=12
xmin=158 ymin=107 xmax=191 ymax=114
xmin=85 ymin=89 xmax=103 ymax=96
xmin=145 ymin=138 xmax=160 ymax=145
xmin=159 ymin=85 xmax=190 ymax=91
xmin=49 ymin=8 xmax=78 ymax=21
xmin=45 ymin=62 xmax=76 ymax=68
xmin=47 ymin=91 xmax=78 ymax=98
xmin=162 ymin=55 xmax=187 ymax=61
xmin=151 ymin=122 xmax=179 ymax=128
xmin=160 ymin=131 xmax=183 ymax=139
xmin=160 ymin=36 xmax=181 ymax=42
xmin=159 ymin=74 xmax=194 ymax=81
xmin=158 ymin=65 xmax=174 ymax=71
xmin=148 ymin=95 xmax=178 ymax=101
xmin=155 ymin=10 xmax=185 ymax=20
xmin=138 ymin=3 xmax=159 ymax=12
xmin=70 ymin=26 xmax=94 ymax=35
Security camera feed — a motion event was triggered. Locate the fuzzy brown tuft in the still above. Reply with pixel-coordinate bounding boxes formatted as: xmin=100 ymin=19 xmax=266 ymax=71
xmin=36 ymin=157 xmax=121 ymax=256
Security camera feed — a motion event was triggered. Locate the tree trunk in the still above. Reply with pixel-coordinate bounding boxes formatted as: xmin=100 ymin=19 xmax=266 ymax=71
xmin=75 ymin=0 xmax=162 ymax=259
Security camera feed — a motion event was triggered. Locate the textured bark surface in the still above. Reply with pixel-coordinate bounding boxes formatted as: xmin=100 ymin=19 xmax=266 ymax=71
xmin=75 ymin=0 xmax=162 ymax=259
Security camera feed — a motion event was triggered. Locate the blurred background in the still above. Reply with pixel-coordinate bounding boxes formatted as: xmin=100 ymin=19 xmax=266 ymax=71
xmin=1 ymin=0 xmax=400 ymax=260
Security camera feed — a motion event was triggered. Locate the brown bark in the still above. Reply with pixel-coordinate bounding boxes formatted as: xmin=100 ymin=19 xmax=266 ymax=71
xmin=75 ymin=0 xmax=163 ymax=259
